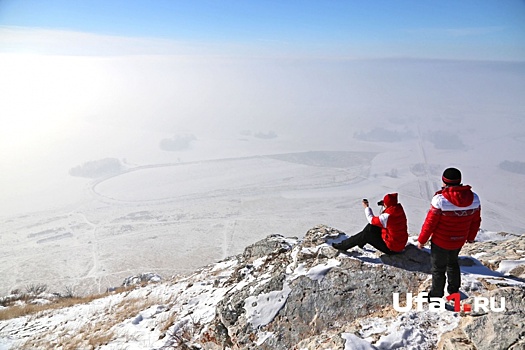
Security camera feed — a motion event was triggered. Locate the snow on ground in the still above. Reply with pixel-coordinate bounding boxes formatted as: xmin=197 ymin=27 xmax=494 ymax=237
xmin=0 ymin=255 xmax=239 ymax=349
xmin=244 ymin=283 xmax=292 ymax=328
xmin=1 ymin=228 xmax=524 ymax=350
xmin=358 ymin=310 xmax=460 ymax=350
xmin=497 ymin=259 xmax=525 ymax=275
xmin=342 ymin=333 xmax=378 ymax=350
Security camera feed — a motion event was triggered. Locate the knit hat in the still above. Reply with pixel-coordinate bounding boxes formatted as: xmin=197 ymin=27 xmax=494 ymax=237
xmin=442 ymin=167 xmax=462 ymax=185
xmin=383 ymin=193 xmax=398 ymax=207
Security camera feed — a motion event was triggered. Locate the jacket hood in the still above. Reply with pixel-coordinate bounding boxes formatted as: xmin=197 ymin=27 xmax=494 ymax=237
xmin=383 ymin=193 xmax=398 ymax=207
xmin=442 ymin=185 xmax=474 ymax=207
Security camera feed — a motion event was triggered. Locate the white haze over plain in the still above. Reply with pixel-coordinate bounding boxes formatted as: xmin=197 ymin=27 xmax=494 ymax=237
xmin=0 ymin=28 xmax=524 ymax=295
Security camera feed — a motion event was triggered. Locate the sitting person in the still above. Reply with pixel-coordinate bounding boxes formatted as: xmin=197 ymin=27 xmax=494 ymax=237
xmin=333 ymin=193 xmax=408 ymax=254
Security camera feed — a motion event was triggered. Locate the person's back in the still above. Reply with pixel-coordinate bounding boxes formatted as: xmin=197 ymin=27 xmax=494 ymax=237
xmin=418 ymin=167 xmax=481 ymax=298
xmin=419 ymin=184 xmax=481 ymax=250
xmin=382 ymin=202 xmax=408 ymax=252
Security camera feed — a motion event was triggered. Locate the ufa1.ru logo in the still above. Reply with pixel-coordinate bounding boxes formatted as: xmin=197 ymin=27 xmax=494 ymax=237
xmin=392 ymin=292 xmax=505 ymax=313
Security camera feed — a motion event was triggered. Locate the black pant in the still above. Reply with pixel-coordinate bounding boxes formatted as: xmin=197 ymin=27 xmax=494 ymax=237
xmin=430 ymin=242 xmax=461 ymax=297
xmin=336 ymin=224 xmax=395 ymax=255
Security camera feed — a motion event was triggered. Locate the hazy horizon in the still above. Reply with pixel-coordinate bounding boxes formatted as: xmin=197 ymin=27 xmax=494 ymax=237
xmin=1 ymin=51 xmax=524 ymax=217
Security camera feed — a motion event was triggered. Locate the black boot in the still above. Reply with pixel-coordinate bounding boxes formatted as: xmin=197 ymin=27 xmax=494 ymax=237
xmin=332 ymin=242 xmax=346 ymax=250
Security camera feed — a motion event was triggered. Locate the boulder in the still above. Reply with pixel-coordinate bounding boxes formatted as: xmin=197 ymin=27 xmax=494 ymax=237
xmin=462 ymin=287 xmax=525 ymax=350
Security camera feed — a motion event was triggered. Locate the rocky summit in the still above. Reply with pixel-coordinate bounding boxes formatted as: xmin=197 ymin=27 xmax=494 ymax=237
xmin=0 ymin=225 xmax=524 ymax=349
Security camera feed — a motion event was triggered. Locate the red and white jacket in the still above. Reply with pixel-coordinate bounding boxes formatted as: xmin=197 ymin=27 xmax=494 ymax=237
xmin=366 ymin=193 xmax=408 ymax=252
xmin=418 ymin=185 xmax=481 ymax=250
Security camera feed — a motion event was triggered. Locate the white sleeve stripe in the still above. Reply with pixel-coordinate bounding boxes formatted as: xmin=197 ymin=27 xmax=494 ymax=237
xmin=379 ymin=213 xmax=389 ymax=228
xmin=365 ymin=207 xmax=374 ymax=224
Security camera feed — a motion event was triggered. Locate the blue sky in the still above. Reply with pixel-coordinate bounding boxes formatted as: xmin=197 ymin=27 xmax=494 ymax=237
xmin=1 ymin=0 xmax=524 ymax=60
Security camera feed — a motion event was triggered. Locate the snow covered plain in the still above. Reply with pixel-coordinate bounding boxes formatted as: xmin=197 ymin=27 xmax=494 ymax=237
xmin=1 ymin=59 xmax=524 ymax=298
xmin=1 ymin=142 xmax=524 ymax=297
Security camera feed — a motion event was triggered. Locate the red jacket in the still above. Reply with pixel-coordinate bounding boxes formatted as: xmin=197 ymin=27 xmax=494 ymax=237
xmin=418 ymin=185 xmax=481 ymax=250
xmin=367 ymin=193 xmax=408 ymax=252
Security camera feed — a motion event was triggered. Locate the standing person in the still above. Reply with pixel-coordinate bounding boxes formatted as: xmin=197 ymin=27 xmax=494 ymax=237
xmin=333 ymin=193 xmax=408 ymax=255
xmin=417 ymin=167 xmax=481 ymax=298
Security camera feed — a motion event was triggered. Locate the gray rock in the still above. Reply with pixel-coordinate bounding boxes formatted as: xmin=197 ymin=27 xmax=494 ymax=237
xmin=461 ymin=236 xmax=525 ymax=278
xmin=242 ymin=233 xmax=295 ymax=261
xmin=380 ymin=243 xmax=432 ymax=273
xmin=3 ymin=225 xmax=525 ymax=350
xmin=152 ymin=226 xmax=524 ymax=350
xmin=211 ymin=226 xmax=427 ymax=349
xmin=302 ymin=224 xmax=347 ymax=247
xmin=122 ymin=272 xmax=161 ymax=286
xmin=262 ymin=260 xmax=424 ymax=349
xmin=462 ymin=287 xmax=525 ymax=350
